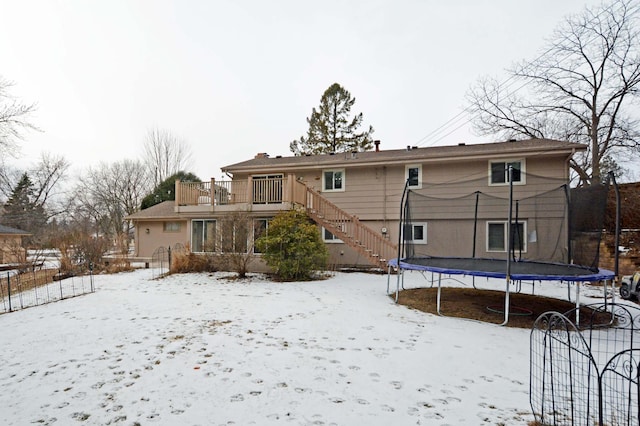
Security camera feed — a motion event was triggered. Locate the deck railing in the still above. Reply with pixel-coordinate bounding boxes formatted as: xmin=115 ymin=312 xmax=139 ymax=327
xmin=176 ymin=179 xmax=249 ymax=206
xmin=251 ymin=177 xmax=283 ymax=204
xmin=298 ymin=183 xmax=397 ymax=265
xmin=177 ymin=176 xmax=293 ymax=206
xmin=175 ymin=176 xmax=396 ymax=267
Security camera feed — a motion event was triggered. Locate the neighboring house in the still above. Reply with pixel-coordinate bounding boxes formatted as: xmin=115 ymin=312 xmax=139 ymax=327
xmin=0 ymin=224 xmax=30 ymax=264
xmin=127 ymin=138 xmax=585 ymax=271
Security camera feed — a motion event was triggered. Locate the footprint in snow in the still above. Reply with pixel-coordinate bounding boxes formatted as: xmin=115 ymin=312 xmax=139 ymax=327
xmin=230 ymin=394 xmax=244 ymax=402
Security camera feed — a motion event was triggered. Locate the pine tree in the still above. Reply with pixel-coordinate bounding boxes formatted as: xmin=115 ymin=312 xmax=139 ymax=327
xmin=290 ymin=83 xmax=374 ymax=156
xmin=2 ymin=172 xmax=46 ymax=233
xmin=140 ymin=171 xmax=200 ymax=209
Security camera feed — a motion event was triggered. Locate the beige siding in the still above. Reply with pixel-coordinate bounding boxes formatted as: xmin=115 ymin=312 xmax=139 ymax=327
xmin=135 ymin=220 xmax=189 ymax=258
xmin=0 ymin=235 xmax=26 ymax=264
xmin=227 ymin=153 xmax=570 ymax=266
xmin=132 ymin=145 xmax=575 ymax=270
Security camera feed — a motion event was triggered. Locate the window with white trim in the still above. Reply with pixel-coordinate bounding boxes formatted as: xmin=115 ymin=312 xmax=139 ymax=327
xmin=323 ymin=169 xmax=345 ymax=192
xmin=253 ymin=218 xmax=270 ymax=253
xmin=402 ymin=222 xmax=427 ymax=244
xmin=221 ymin=218 xmax=249 ymax=253
xmin=322 ymin=226 xmax=344 ymax=243
xmin=163 ymin=221 xmax=182 ymax=232
xmin=487 ymin=221 xmax=526 ymax=252
xmin=191 ymin=219 xmax=216 ymax=253
xmin=405 ymin=164 xmax=422 ymax=189
xmin=489 ymin=160 xmax=525 ymax=185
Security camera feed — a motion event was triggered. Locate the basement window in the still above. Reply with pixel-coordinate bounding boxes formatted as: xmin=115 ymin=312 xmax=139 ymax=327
xmin=402 ymin=222 xmax=427 ymax=244
xmin=487 ymin=221 xmax=526 ymax=252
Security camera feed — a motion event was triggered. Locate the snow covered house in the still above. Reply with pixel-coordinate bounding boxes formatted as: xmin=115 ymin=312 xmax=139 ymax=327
xmin=126 ymin=138 xmax=585 ymax=271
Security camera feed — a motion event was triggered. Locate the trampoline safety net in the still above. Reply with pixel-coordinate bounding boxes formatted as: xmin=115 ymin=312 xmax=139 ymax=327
xmin=400 ymin=172 xmax=612 ymax=272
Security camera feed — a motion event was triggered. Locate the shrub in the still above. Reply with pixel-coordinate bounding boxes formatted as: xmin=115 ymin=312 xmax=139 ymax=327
xmin=171 ymin=252 xmax=219 ymax=273
xmin=255 ymin=209 xmax=328 ymax=281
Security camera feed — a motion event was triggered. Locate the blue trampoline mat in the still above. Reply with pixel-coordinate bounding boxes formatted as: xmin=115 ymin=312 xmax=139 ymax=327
xmin=389 ymin=256 xmax=615 ymax=282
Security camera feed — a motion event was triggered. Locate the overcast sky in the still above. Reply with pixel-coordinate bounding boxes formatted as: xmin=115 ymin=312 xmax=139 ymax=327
xmin=1 ymin=0 xmax=601 ymax=181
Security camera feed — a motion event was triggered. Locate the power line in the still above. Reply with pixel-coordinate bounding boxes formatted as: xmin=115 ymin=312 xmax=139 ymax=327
xmin=413 ymin=0 xmax=627 ymax=148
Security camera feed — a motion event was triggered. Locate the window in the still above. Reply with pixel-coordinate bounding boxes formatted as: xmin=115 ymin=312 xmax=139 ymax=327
xmin=323 ymin=169 xmax=345 ymax=192
xmin=487 ymin=221 xmax=526 ymax=252
xmin=253 ymin=218 xmax=270 ymax=253
xmin=322 ymin=226 xmax=344 ymax=243
xmin=220 ymin=218 xmax=248 ymax=253
xmin=489 ymin=160 xmax=525 ymax=185
xmin=405 ymin=165 xmax=422 ymax=189
xmin=402 ymin=222 xmax=427 ymax=244
xmin=191 ymin=219 xmax=216 ymax=253
xmin=163 ymin=221 xmax=182 ymax=232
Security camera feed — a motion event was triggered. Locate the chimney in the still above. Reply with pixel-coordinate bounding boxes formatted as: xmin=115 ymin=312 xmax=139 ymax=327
xmin=374 ymin=140 xmax=380 ymax=152
xmin=254 ymin=153 xmax=270 ymax=159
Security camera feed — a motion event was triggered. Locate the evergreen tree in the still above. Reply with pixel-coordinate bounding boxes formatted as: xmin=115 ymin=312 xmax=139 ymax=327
xmin=140 ymin=171 xmax=200 ymax=210
xmin=2 ymin=172 xmax=46 ymax=233
xmin=290 ymin=83 xmax=374 ymax=155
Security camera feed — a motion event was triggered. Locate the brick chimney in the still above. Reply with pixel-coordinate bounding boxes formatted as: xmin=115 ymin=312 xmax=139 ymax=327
xmin=254 ymin=153 xmax=270 ymax=159
xmin=374 ymin=140 xmax=380 ymax=152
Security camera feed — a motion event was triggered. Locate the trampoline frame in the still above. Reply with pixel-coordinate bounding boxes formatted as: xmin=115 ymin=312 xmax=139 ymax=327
xmin=387 ymin=257 xmax=615 ymax=326
xmin=388 ymin=168 xmax=620 ymax=326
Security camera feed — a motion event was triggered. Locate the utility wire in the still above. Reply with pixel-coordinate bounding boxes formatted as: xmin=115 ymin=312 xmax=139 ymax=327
xmin=413 ymin=1 xmax=625 ymax=149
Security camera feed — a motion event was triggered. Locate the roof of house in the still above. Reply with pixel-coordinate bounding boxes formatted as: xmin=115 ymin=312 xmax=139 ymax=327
xmin=0 ymin=224 xmax=30 ymax=235
xmin=222 ymin=138 xmax=586 ymax=174
xmin=125 ymin=201 xmax=181 ymax=220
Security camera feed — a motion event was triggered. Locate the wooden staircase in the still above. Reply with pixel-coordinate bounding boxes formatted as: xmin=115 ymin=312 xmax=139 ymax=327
xmin=293 ymin=182 xmax=397 ymax=269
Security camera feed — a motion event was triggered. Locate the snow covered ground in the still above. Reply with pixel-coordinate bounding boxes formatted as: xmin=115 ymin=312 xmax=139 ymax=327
xmin=0 ymin=270 xmax=611 ymax=425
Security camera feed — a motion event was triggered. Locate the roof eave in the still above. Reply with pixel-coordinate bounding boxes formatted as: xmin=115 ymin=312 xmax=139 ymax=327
xmin=222 ymin=144 xmax=586 ymax=174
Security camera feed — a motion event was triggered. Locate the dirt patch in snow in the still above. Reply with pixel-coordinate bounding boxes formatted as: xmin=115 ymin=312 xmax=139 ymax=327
xmin=395 ymin=287 xmax=594 ymax=328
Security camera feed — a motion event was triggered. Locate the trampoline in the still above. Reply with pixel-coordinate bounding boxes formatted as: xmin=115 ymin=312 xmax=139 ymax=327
xmin=388 ymin=256 xmax=615 ymax=325
xmin=388 ymin=168 xmax=621 ymax=326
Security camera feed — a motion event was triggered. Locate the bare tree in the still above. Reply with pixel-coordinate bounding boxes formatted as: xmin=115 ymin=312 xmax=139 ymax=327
xmin=467 ymin=0 xmax=640 ymax=185
xmin=74 ymin=160 xmax=152 ymax=250
xmin=217 ymin=210 xmax=255 ymax=278
xmin=30 ymin=153 xmax=70 ymax=219
xmin=0 ymin=162 xmax=21 ymax=201
xmin=0 ymin=77 xmax=38 ymax=158
xmin=0 ymin=152 xmax=69 ymax=217
xmin=143 ymin=127 xmax=193 ymax=187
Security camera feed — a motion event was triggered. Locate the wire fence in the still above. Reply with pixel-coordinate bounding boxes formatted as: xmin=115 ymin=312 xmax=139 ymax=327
xmin=530 ymin=302 xmax=640 ymax=425
xmin=0 ymin=268 xmax=95 ymax=314
xmin=151 ymin=243 xmax=186 ymax=279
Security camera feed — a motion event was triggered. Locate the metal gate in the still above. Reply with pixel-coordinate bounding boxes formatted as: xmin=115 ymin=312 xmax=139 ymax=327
xmin=530 ymin=303 xmax=640 ymax=425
